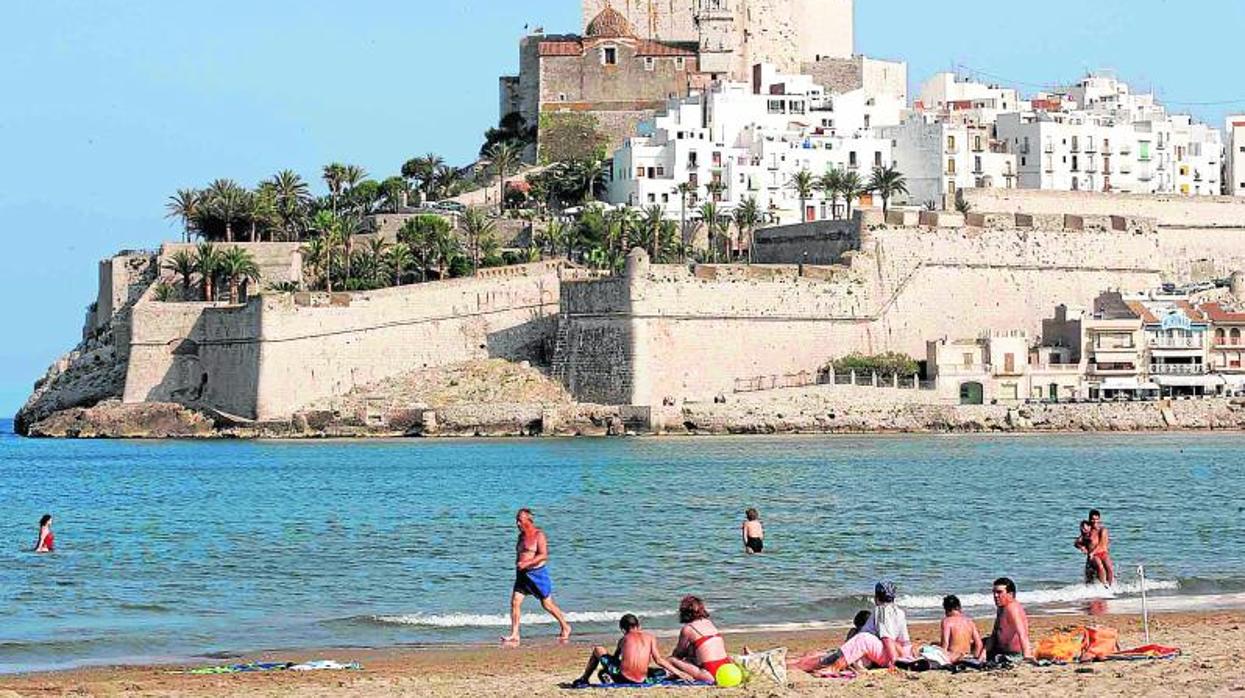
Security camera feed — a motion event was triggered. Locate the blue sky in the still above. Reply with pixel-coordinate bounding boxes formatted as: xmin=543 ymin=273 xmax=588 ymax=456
xmin=3 ymin=0 xmax=1244 ymax=416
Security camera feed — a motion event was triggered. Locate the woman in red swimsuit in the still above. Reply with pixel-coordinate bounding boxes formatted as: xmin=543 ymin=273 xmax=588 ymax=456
xmin=668 ymin=595 xmax=733 ymax=683
xmin=34 ymin=514 xmax=54 ymax=553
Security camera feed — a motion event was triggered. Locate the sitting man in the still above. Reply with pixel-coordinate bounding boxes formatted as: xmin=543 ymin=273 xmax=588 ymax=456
xmin=572 ymin=614 xmax=694 ymax=687
xmin=938 ymin=595 xmax=983 ymax=663
xmin=982 ymin=577 xmax=1033 ymax=661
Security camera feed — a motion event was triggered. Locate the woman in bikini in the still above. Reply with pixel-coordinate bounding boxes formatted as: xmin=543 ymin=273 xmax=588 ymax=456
xmin=668 ymin=595 xmax=732 ymax=682
xmin=34 ymin=514 xmax=54 ymax=553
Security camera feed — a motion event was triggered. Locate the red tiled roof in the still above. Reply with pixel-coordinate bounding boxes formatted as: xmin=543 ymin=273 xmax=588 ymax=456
xmin=1200 ymin=302 xmax=1245 ymax=324
xmin=1125 ymin=301 xmax=1157 ymax=324
xmin=1174 ymin=300 xmax=1207 ymax=322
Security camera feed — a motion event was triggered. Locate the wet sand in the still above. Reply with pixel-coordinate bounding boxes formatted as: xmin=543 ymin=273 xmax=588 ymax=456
xmin=2 ymin=611 xmax=1243 ymax=697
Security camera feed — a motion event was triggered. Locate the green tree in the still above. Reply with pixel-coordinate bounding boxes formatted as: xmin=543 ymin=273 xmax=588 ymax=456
xmin=789 ymin=169 xmax=815 ymax=223
xmin=163 ymin=250 xmax=198 ymax=301
xmin=868 ymin=164 xmax=908 ymax=217
xmin=460 ymin=207 xmax=496 ymax=273
xmin=401 ymin=153 xmax=444 ymax=203
xmin=165 ymin=189 xmax=201 ymax=243
xmin=485 ymin=142 xmax=521 ymax=212
xmin=193 ymin=242 xmax=222 ymax=301
xmin=217 ymin=247 xmax=261 ymax=303
xmin=640 ymin=205 xmax=665 ymax=261
xmin=380 ymin=176 xmax=410 ymax=212
xmin=840 ymin=170 xmax=865 ymax=221
xmin=202 ymin=179 xmax=248 ymax=242
xmin=733 ymin=196 xmax=762 ymax=263
xmin=300 ymin=236 xmax=328 ymax=290
xmin=676 ymin=181 xmax=696 ymax=259
xmin=817 ymin=169 xmax=845 ymax=220
xmin=308 ymin=210 xmax=341 ymax=292
xmin=322 ymin=163 xmax=347 ymax=212
xmin=266 ymin=170 xmax=311 ymax=240
xmin=383 ymin=242 xmax=415 ymax=286
xmin=397 ymin=214 xmax=453 ymax=281
xmin=698 ymin=202 xmax=725 ymax=263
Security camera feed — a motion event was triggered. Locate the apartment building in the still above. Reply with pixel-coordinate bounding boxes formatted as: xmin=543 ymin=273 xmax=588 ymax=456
xmin=1228 ymin=115 xmax=1245 ymax=196
xmin=608 ymin=63 xmax=899 ymax=223
xmin=882 ymin=113 xmax=1017 ymax=207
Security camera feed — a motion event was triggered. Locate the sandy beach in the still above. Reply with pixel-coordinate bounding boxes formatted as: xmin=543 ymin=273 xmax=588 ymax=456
xmin=2 ymin=610 xmax=1243 ymax=697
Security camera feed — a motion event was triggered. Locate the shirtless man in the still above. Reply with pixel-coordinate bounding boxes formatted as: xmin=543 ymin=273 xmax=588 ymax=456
xmin=501 ymin=508 xmax=571 ymax=645
xmin=982 ymin=577 xmax=1032 ymax=661
xmin=939 ymin=595 xmax=983 ymax=662
xmin=572 ymin=614 xmax=692 ymax=687
xmin=1088 ymin=509 xmax=1116 ymax=587
xmin=1074 ymin=520 xmax=1096 ymax=584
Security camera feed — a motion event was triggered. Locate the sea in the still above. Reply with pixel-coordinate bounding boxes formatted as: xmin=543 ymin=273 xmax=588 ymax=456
xmin=2 ymin=418 xmax=1244 ymax=673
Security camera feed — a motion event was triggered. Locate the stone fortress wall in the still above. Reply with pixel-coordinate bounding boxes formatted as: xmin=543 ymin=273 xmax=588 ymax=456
xmin=554 ymin=199 xmax=1245 ymax=406
xmin=18 ymin=192 xmax=1245 ymax=433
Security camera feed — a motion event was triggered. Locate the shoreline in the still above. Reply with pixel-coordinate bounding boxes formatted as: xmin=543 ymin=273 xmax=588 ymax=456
xmin=3 ymin=610 xmax=1243 ymax=695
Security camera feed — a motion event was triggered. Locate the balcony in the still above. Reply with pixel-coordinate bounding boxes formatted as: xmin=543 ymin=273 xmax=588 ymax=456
xmin=1150 ymin=363 xmax=1207 ymax=375
xmin=1044 ymin=144 xmax=1055 ymax=153
xmin=1150 ymin=337 xmax=1203 ymax=350
xmin=1085 ymin=142 xmax=1098 ymax=153
xmin=1102 ymin=143 xmax=1114 ymax=154
xmin=1214 ymin=339 xmax=1244 ymax=347
xmin=1070 ymin=142 xmax=1081 ymax=153
xmin=1088 ymin=362 xmax=1138 ymax=375
xmin=1120 ymin=144 xmax=1133 ymax=155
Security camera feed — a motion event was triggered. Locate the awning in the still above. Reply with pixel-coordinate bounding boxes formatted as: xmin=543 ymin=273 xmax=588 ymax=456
xmin=1100 ymin=378 xmax=1160 ymax=390
xmin=1153 ymin=375 xmax=1226 ymax=388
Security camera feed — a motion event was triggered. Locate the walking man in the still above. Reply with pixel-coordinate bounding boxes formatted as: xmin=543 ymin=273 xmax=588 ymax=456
xmin=502 ymin=508 xmax=572 ymax=645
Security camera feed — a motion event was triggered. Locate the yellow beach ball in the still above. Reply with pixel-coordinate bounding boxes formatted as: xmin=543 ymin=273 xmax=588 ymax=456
xmin=714 ymin=662 xmax=743 ymax=688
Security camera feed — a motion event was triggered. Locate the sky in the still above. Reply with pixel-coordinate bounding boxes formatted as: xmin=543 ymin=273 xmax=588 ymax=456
xmin=3 ymin=0 xmax=1244 ymax=416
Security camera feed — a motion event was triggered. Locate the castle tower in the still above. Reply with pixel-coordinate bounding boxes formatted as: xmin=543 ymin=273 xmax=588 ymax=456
xmin=695 ymin=0 xmax=736 ymax=76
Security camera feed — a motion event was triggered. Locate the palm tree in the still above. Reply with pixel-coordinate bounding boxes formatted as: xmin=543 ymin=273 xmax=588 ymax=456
xmin=342 ymin=164 xmax=368 ymax=191
xmin=300 ymin=236 xmax=328 ymax=290
xmin=698 ymin=202 xmax=725 ymax=262
xmin=868 ymin=164 xmax=908 ymax=217
xmin=163 ymin=250 xmax=198 ymax=300
xmin=818 ymin=169 xmax=845 ymax=220
xmin=676 ymin=182 xmax=696 ymax=260
xmin=192 ymin=242 xmax=222 ymax=301
xmin=433 ymin=227 xmax=461 ymax=280
xmin=267 ymin=170 xmax=311 ymax=240
xmin=165 ymin=189 xmax=201 ymax=242
xmin=384 ymin=242 xmax=415 ymax=285
xmin=309 ymin=210 xmax=341 ymax=292
xmin=538 ymin=219 xmax=569 ymax=260
xmin=789 ymin=169 xmax=815 ymax=223
xmin=397 ymin=214 xmax=452 ymax=281
xmin=840 ymin=171 xmax=866 ymax=221
xmin=460 ymin=207 xmax=496 ymax=273
xmin=401 ymin=153 xmax=444 ymax=203
xmin=431 ymin=164 xmax=463 ymax=201
xmin=322 ymin=163 xmax=347 ymax=212
xmin=733 ymin=197 xmax=762 ymax=263
xmin=203 ymin=179 xmax=248 ymax=242
xmin=485 ymin=142 xmax=521 ymax=212
xmin=217 ymin=247 xmax=261 ymax=303
xmin=337 ymin=212 xmax=367 ymax=289
xmin=641 ymin=205 xmax=665 ymax=261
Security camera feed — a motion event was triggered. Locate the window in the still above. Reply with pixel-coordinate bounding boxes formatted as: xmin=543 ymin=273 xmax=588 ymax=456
xmin=849 ymin=151 xmax=858 ymax=167
xmin=656 ymin=166 xmax=665 ymax=177
xmin=974 ymin=156 xmax=982 ymax=173
xmin=674 ymin=57 xmax=685 ymax=70
xmin=962 ymin=353 xmax=974 ymax=368
xmin=558 ymin=93 xmax=567 ymax=102
xmin=874 ymin=151 xmax=883 ymax=167
xmin=947 ymin=135 xmax=957 ymax=151
xmin=602 ymin=47 xmax=617 ymax=65
xmin=644 ymin=57 xmax=655 ymax=71
xmin=688 ymin=152 xmax=698 ymax=168
xmin=1234 ymin=328 xmax=1243 ymax=345
xmin=661 ymin=193 xmax=669 ymax=203
xmin=974 ymin=135 xmax=983 ymax=151
xmin=1021 ymin=156 xmax=1027 ymax=167
xmin=647 ymin=193 xmax=656 ymax=203
xmin=946 ymin=158 xmax=956 ymax=174
xmin=1072 ymin=155 xmax=1079 ymax=171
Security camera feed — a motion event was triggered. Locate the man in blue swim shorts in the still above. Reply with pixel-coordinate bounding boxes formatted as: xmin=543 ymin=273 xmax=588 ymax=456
xmin=502 ymin=508 xmax=572 ymax=645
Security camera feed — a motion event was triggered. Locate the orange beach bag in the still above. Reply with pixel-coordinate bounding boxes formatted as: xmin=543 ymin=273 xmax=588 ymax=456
xmin=1080 ymin=626 xmax=1121 ymax=662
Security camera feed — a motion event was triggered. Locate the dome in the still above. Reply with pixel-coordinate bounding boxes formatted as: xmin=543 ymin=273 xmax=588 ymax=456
xmin=586 ymin=6 xmax=635 ymax=38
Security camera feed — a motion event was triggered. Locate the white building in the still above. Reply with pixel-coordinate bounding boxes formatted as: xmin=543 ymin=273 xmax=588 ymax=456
xmin=1228 ymin=115 xmax=1245 ymax=196
xmin=911 ymin=72 xmax=1224 ymax=198
xmin=880 ymin=113 xmax=1017 ymax=208
xmin=608 ymin=63 xmax=900 ymax=224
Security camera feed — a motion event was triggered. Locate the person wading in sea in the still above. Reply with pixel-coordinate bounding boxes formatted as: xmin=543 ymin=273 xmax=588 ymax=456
xmin=34 ymin=514 xmax=54 ymax=553
xmin=502 ymin=508 xmax=571 ymax=646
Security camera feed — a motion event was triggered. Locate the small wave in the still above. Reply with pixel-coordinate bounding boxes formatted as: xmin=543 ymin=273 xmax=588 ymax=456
xmin=898 ymin=579 xmax=1180 ymax=610
xmin=369 ymin=609 xmax=676 ymax=628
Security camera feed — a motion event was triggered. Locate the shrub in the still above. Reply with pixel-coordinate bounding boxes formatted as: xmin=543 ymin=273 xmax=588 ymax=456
xmin=828 ymin=352 xmax=918 ymax=378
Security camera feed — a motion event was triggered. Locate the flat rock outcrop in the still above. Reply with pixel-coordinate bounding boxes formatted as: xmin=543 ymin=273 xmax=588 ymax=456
xmin=26 ymin=401 xmax=216 ymax=439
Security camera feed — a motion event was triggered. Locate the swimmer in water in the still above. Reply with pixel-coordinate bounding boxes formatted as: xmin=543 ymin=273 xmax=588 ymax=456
xmin=742 ymin=508 xmax=764 ymax=554
xmin=34 ymin=514 xmax=54 ymax=553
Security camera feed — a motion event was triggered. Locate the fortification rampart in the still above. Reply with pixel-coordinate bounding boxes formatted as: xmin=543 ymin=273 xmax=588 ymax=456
xmin=961 ymin=188 xmax=1245 ymax=228
xmin=159 ymin=242 xmax=303 ymax=286
xmin=554 ymin=213 xmax=1245 ymax=406
xmin=120 ymin=262 xmax=565 ymax=421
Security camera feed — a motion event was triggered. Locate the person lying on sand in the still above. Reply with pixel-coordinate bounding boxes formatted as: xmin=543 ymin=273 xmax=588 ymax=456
xmin=501 ymin=508 xmax=571 ymax=646
xmin=668 ymin=595 xmax=733 ymax=683
xmin=939 ymin=595 xmax=983 ymax=662
xmin=571 ymin=614 xmax=693 ymax=687
xmin=789 ymin=582 xmax=913 ymax=675
xmin=982 ymin=577 xmax=1033 ymax=661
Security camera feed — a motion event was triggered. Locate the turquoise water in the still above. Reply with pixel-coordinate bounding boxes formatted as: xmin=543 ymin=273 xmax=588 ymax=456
xmin=2 ymin=423 xmax=1244 ymax=673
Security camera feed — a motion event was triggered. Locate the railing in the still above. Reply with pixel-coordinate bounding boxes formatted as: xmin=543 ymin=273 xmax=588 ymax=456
xmin=1213 ymin=339 xmax=1244 ymax=347
xmin=1149 ymin=338 xmax=1203 ymax=349
xmin=1150 ymin=364 xmax=1207 ymax=375
xmin=733 ymin=369 xmax=934 ymax=394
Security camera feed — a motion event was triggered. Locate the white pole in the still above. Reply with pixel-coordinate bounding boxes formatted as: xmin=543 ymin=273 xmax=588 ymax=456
xmin=1138 ymin=564 xmax=1151 ymax=644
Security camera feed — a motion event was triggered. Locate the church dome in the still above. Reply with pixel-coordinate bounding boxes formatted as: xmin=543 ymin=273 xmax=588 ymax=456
xmin=586 ymin=6 xmax=635 ymax=38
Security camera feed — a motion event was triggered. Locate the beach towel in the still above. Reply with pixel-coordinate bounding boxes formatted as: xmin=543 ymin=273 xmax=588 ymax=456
xmin=732 ymin=647 xmax=787 ymax=685
xmin=563 ymin=679 xmax=716 ymax=690
xmin=1035 ymin=629 xmax=1084 ymax=662
xmin=182 ymin=659 xmax=362 ymax=675
xmin=289 ymin=660 xmax=362 ymax=671
xmin=1108 ymin=645 xmax=1181 ymax=661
